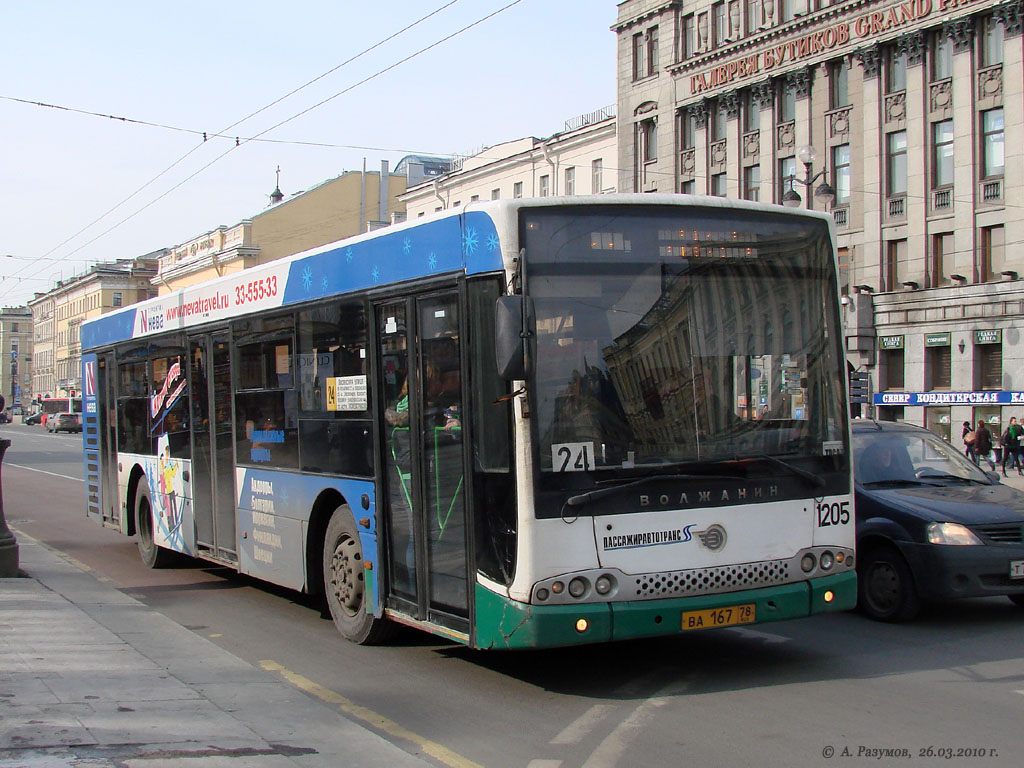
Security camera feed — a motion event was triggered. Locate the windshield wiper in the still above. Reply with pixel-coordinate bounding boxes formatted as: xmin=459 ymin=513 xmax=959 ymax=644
xmin=912 ymin=473 xmax=988 ymax=485
xmin=755 ymin=454 xmax=826 ymax=489
xmin=861 ymin=478 xmax=942 ymax=487
xmin=566 ymin=473 xmax=746 ymax=507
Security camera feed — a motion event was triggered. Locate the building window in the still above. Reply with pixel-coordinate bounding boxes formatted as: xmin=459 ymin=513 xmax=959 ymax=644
xmin=975 ymin=342 xmax=1003 ymax=390
xmin=539 ymin=175 xmax=550 ymax=197
xmin=779 ymin=0 xmax=795 ymax=23
xmin=832 ymin=144 xmax=851 ymax=205
xmin=746 ymin=0 xmax=761 ymax=34
xmin=930 ymin=233 xmax=954 ymax=288
xmin=778 ymin=79 xmax=796 ymax=122
xmin=711 ymin=99 xmax=728 ymax=142
xmin=981 ymin=108 xmax=1004 ymax=178
xmin=887 ymin=47 xmax=907 ymax=92
xmin=711 ymin=172 xmax=728 ymax=197
xmin=743 ymin=165 xmax=760 ymax=201
xmin=592 ymin=159 xmax=603 ymax=193
xmin=930 ymin=120 xmax=954 ymax=189
xmin=743 ymin=89 xmax=760 ymax=132
xmin=639 ymin=117 xmax=658 ymax=164
xmin=885 ymin=239 xmax=907 ymax=292
xmin=681 ymin=180 xmax=696 ymax=195
xmin=633 ymin=26 xmax=659 ymax=80
xmin=882 ymin=348 xmax=905 ymax=390
xmin=491 ymin=188 xmax=500 ymax=200
xmin=713 ymin=2 xmax=726 ymax=47
xmin=778 ymin=156 xmax=797 ymax=203
xmin=564 ymin=167 xmax=575 ymax=196
xmin=887 ymin=130 xmax=908 ymax=196
xmin=830 ymin=59 xmax=850 ymax=108
xmin=926 ymin=344 xmax=952 ymax=389
xmin=681 ymin=13 xmax=695 ymax=59
xmin=932 ymin=31 xmax=953 ymax=80
xmin=513 ymin=181 xmax=523 ymax=199
xmin=112 ymin=292 xmax=123 ymax=307
xmin=980 ymin=15 xmax=1004 ymax=67
xmin=980 ymin=224 xmax=1005 ymax=282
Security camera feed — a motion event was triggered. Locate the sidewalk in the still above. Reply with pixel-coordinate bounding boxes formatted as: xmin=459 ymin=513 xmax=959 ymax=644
xmin=0 ymin=536 xmax=431 ymax=768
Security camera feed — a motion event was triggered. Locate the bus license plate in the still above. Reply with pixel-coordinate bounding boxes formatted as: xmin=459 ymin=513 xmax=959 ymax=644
xmin=681 ymin=604 xmax=756 ymax=631
xmin=1011 ymin=560 xmax=1024 ymax=579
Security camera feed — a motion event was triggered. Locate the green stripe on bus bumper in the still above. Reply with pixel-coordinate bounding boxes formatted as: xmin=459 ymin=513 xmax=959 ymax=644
xmin=474 ymin=572 xmax=856 ymax=650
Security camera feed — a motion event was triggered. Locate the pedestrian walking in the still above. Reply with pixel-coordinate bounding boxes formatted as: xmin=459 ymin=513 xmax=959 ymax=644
xmin=975 ymin=420 xmax=997 ymax=471
xmin=1001 ymin=417 xmax=1024 ymax=477
xmin=962 ymin=420 xmax=977 ymax=463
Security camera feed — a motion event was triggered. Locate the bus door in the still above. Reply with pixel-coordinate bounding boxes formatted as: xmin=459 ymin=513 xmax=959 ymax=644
xmin=94 ymin=354 xmax=120 ymax=529
xmin=377 ymin=292 xmax=469 ymax=628
xmin=188 ymin=333 xmax=238 ymax=563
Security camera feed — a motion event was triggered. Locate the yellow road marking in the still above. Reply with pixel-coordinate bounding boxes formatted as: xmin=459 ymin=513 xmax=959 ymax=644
xmin=259 ymin=659 xmax=483 ymax=768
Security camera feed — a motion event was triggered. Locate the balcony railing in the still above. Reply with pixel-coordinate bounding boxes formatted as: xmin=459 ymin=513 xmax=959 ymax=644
xmin=832 ymin=207 xmax=849 ymax=227
xmin=932 ymin=187 xmax=953 ymax=210
xmin=981 ymin=178 xmax=1002 ymax=203
xmin=886 ymin=196 xmax=906 ymax=219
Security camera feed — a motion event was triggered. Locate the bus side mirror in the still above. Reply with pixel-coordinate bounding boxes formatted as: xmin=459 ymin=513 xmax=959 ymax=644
xmin=494 ymin=296 xmax=534 ymax=381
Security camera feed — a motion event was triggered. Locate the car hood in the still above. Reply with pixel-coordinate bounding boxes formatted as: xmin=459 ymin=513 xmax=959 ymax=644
xmin=858 ymin=481 xmax=1024 ymax=524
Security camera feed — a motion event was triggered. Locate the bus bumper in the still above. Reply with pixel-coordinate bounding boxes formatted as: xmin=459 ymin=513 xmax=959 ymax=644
xmin=473 ymin=572 xmax=856 ymax=650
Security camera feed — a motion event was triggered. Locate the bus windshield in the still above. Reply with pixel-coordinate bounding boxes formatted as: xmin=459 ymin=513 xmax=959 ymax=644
xmin=523 ymin=205 xmax=847 ymax=483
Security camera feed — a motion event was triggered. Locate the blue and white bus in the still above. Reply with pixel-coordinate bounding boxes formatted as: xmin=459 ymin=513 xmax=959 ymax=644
xmin=81 ymin=195 xmax=855 ymax=649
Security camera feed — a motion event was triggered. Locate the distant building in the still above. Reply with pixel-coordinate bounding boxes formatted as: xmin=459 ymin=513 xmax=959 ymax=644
xmin=400 ymin=108 xmax=617 ymax=218
xmin=157 ymin=164 xmax=408 ymax=293
xmin=28 ymin=255 xmax=160 ymax=398
xmin=394 ymin=155 xmax=453 ymax=188
xmin=0 ymin=307 xmax=32 ymax=408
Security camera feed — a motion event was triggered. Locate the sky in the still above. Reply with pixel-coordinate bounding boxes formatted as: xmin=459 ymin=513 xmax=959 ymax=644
xmin=0 ymin=0 xmax=617 ymax=307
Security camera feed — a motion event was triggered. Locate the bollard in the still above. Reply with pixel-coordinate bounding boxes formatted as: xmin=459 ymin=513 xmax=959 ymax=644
xmin=0 ymin=438 xmax=18 ymax=576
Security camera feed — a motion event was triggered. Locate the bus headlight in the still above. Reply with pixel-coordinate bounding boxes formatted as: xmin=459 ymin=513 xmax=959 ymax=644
xmin=551 ymin=581 xmax=565 ymax=594
xmin=536 ymin=588 xmax=550 ymax=602
xmin=801 ymin=553 xmax=817 ymax=572
xmin=820 ymin=551 xmax=835 ymax=570
xmin=568 ymin=577 xmax=589 ymax=598
xmin=594 ymin=574 xmax=615 ymax=595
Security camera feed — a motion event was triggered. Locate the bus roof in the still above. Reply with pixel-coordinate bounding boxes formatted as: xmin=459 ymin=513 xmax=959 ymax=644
xmin=82 ymin=195 xmax=832 ymax=351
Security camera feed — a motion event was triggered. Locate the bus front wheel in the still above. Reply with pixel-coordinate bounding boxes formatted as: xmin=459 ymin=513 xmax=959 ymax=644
xmin=135 ymin=482 xmax=175 ymax=569
xmin=323 ymin=505 xmax=393 ymax=644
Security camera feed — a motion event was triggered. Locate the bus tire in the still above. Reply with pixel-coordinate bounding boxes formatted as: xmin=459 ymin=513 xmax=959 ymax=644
xmin=135 ymin=482 xmax=175 ymax=569
xmin=323 ymin=505 xmax=394 ymax=644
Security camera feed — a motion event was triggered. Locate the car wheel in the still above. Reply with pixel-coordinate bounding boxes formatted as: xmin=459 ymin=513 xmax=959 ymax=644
xmin=135 ymin=481 xmax=176 ymax=569
xmin=858 ymin=543 xmax=921 ymax=622
xmin=322 ymin=504 xmax=395 ymax=644
xmin=1008 ymin=595 xmax=1024 ymax=608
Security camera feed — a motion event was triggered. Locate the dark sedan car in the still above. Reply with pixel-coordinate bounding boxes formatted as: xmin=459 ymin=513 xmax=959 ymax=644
xmin=24 ymin=411 xmax=44 ymax=425
xmin=854 ymin=420 xmax=1024 ymax=621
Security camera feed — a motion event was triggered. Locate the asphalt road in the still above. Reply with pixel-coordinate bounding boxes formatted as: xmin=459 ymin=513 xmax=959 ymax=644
xmin=3 ymin=421 xmax=1024 ymax=768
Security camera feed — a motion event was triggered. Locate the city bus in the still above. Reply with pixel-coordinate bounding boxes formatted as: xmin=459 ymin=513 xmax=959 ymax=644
xmin=80 ymin=195 xmax=855 ymax=649
xmin=39 ymin=396 xmax=82 ymax=426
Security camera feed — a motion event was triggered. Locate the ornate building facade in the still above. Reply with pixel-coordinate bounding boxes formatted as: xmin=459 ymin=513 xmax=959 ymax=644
xmin=616 ymin=0 xmax=1024 ymax=441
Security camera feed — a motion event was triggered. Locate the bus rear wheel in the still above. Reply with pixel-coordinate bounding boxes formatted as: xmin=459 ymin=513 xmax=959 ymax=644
xmin=135 ymin=482 xmax=175 ymax=569
xmin=323 ymin=505 xmax=394 ymax=644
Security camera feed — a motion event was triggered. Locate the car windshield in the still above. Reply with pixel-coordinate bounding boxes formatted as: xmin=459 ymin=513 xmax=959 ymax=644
xmin=522 ymin=205 xmax=847 ymax=482
xmin=853 ymin=429 xmax=992 ymax=485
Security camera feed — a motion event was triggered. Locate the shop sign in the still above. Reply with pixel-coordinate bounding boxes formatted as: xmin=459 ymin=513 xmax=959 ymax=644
xmin=875 ymin=391 xmax=1024 ymax=406
xmin=924 ymin=332 xmax=950 ymax=347
xmin=974 ymin=329 xmax=1001 ymax=345
xmin=687 ymin=0 xmax=977 ymax=96
xmin=879 ymin=335 xmax=904 ymax=350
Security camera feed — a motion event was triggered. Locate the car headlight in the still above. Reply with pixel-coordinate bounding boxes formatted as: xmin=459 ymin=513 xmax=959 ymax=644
xmin=926 ymin=522 xmax=983 ymax=545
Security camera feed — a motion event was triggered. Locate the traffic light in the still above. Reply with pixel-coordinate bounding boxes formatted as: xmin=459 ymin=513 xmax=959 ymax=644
xmin=848 ymin=371 xmax=870 ymax=404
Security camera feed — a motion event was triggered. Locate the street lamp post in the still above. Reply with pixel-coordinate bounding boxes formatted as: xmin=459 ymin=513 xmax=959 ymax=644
xmin=0 ymin=438 xmax=17 ymax=576
xmin=783 ymin=145 xmax=836 ymax=210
